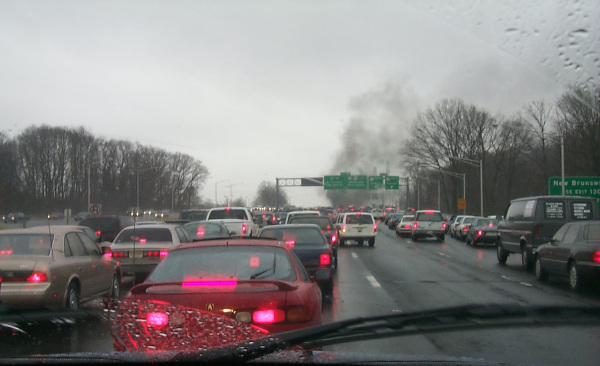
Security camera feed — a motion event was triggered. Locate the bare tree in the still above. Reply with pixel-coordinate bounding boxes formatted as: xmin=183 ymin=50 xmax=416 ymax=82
xmin=254 ymin=181 xmax=288 ymax=208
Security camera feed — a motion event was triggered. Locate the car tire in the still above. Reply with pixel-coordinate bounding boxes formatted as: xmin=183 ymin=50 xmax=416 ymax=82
xmin=521 ymin=245 xmax=533 ymax=270
xmin=569 ymin=262 xmax=583 ymax=291
xmin=66 ymin=282 xmax=80 ymax=310
xmin=466 ymin=236 xmax=472 ymax=246
xmin=535 ymin=256 xmax=549 ymax=282
xmin=437 ymin=234 xmax=444 ymax=242
xmin=321 ymin=279 xmax=334 ymax=296
xmin=368 ymin=238 xmax=375 ymax=247
xmin=358 ymin=239 xmax=364 ymax=246
xmin=109 ymin=273 xmax=121 ymax=298
xmin=496 ymin=241 xmax=508 ymax=264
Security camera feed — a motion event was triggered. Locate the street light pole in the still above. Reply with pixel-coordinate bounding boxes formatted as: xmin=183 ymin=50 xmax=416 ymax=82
xmin=439 ymin=170 xmax=466 ymax=214
xmin=450 ymin=157 xmax=483 ymax=216
xmin=215 ymin=180 xmax=228 ymax=207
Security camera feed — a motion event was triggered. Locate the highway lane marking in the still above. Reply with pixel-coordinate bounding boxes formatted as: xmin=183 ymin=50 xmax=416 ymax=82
xmin=366 ymin=275 xmax=382 ymax=288
xmin=437 ymin=252 xmax=451 ymax=258
xmin=501 ymin=275 xmax=533 ymax=287
xmin=351 ymin=252 xmax=358 ymax=258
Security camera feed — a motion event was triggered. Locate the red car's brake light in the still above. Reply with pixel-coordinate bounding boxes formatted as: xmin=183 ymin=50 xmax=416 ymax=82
xmin=253 ymin=309 xmax=285 ymax=324
xmin=146 ymin=312 xmax=169 ymax=328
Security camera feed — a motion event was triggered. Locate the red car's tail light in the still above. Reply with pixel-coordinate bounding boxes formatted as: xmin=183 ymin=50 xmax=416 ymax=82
xmin=592 ymin=251 xmax=600 ymax=263
xmin=253 ymin=309 xmax=285 ymax=324
xmin=182 ymin=280 xmax=237 ymax=286
xmin=146 ymin=312 xmax=169 ymax=328
xmin=320 ymin=253 xmax=331 ymax=266
xmin=27 ymin=272 xmax=48 ymax=282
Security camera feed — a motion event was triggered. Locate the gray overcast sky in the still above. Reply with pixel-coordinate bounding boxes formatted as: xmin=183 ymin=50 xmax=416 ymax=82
xmin=0 ymin=1 xmax=598 ymax=207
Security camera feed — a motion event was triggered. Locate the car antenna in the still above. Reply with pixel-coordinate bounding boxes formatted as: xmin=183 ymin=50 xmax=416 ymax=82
xmin=46 ymin=213 xmax=54 ymax=260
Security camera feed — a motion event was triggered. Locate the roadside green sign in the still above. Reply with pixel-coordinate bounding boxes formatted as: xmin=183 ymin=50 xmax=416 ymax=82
xmin=368 ymin=176 xmax=383 ymax=190
xmin=324 ymin=174 xmax=368 ymax=190
xmin=548 ymin=176 xmax=600 ymax=201
xmin=386 ymin=176 xmax=400 ymax=190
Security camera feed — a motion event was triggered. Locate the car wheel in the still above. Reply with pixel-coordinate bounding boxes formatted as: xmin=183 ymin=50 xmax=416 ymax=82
xmin=66 ymin=283 xmax=80 ymax=310
xmin=521 ymin=245 xmax=533 ymax=270
xmin=535 ymin=256 xmax=549 ymax=282
xmin=109 ymin=273 xmax=121 ymax=298
xmin=569 ymin=262 xmax=583 ymax=291
xmin=466 ymin=236 xmax=472 ymax=246
xmin=496 ymin=241 xmax=508 ymax=264
xmin=321 ymin=279 xmax=334 ymax=296
xmin=358 ymin=239 xmax=364 ymax=246
xmin=368 ymin=238 xmax=375 ymax=247
xmin=437 ymin=234 xmax=444 ymax=242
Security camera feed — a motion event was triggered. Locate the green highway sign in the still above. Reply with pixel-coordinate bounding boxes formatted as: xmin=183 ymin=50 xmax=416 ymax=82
xmin=549 ymin=176 xmax=600 ymax=201
xmin=385 ymin=176 xmax=400 ymax=190
xmin=324 ymin=174 xmax=368 ymax=190
xmin=368 ymin=176 xmax=383 ymax=190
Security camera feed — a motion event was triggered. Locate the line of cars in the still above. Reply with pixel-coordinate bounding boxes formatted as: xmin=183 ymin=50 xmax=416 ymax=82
xmin=0 ymin=207 xmax=342 ymax=334
xmin=389 ymin=195 xmax=600 ymax=292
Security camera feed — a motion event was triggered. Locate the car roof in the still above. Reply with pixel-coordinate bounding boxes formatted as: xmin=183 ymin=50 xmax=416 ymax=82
xmin=121 ymin=223 xmax=181 ymax=230
xmin=0 ymin=225 xmax=88 ymax=235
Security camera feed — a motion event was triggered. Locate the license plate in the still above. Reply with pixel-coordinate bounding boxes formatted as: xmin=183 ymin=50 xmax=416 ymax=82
xmin=427 ymin=230 xmax=433 ymax=234
xmin=131 ymin=250 xmax=143 ymax=258
xmin=486 ymin=232 xmax=497 ymax=236
xmin=357 ymin=227 xmax=363 ymax=232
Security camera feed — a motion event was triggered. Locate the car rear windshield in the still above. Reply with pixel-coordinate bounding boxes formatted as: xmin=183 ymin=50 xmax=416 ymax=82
xmin=288 ymin=216 xmax=332 ymax=229
xmin=183 ymin=222 xmax=227 ymax=238
xmin=260 ymin=227 xmax=326 ymax=246
xmin=113 ymin=228 xmax=173 ymax=244
xmin=80 ymin=218 xmax=121 ymax=232
xmin=0 ymin=234 xmax=53 ymax=256
xmin=147 ymin=246 xmax=295 ymax=282
xmin=208 ymin=209 xmax=247 ymax=220
xmin=345 ymin=214 xmax=373 ymax=225
xmin=417 ymin=212 xmax=444 ymax=221
xmin=584 ymin=223 xmax=600 ymax=240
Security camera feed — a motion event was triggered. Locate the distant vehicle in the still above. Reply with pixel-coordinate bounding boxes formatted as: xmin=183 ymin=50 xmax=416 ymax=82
xmin=497 ymin=195 xmax=600 ymax=270
xmin=126 ymin=207 xmax=142 ymax=217
xmin=335 ymin=212 xmax=377 ymax=247
xmin=156 ymin=209 xmax=171 ymax=219
xmin=49 ymin=212 xmax=64 ymax=220
xmin=410 ymin=210 xmax=447 ymax=242
xmin=79 ymin=215 xmax=134 ymax=243
xmin=456 ymin=216 xmax=477 ymax=241
xmin=370 ymin=209 xmax=384 ymax=220
xmin=107 ymin=223 xmax=191 ymax=283
xmin=450 ymin=215 xmax=474 ymax=239
xmin=0 ymin=225 xmax=121 ymax=309
xmin=127 ymin=238 xmax=326 ymax=333
xmin=259 ymin=224 xmax=335 ymax=296
xmin=284 ymin=211 xmax=320 ymax=225
xmin=287 ymin=215 xmax=339 ymax=266
xmin=74 ymin=211 xmax=89 ymax=221
xmin=206 ymin=207 xmax=259 ymax=237
xmin=4 ymin=212 xmax=29 ymax=223
xmin=386 ymin=213 xmax=402 ymax=229
xmin=465 ymin=217 xmax=500 ymax=246
xmin=534 ymin=220 xmax=600 ymax=291
xmin=395 ymin=214 xmax=414 ymax=237
xmin=182 ymin=220 xmax=231 ymax=241
xmin=179 ymin=209 xmax=209 ymax=222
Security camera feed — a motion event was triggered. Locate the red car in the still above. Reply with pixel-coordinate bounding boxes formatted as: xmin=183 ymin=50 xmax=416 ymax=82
xmin=125 ymin=238 xmax=326 ymax=334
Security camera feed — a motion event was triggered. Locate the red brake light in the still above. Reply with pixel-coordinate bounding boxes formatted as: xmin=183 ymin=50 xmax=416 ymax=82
xmin=103 ymin=248 xmax=112 ymax=258
xmin=27 ymin=272 xmax=48 ymax=282
xmin=253 ymin=309 xmax=285 ymax=324
xmin=592 ymin=251 xmax=600 ymax=263
xmin=373 ymin=225 xmax=377 ymax=232
xmin=95 ymin=230 xmax=101 ymax=237
xmin=331 ymin=234 xmax=337 ymax=244
xmin=425 ymin=210 xmax=435 ymax=214
xmin=225 ymin=207 xmax=231 ymax=211
xmin=285 ymin=240 xmax=295 ymax=247
xmin=413 ymin=222 xmax=418 ymax=229
xmin=146 ymin=312 xmax=169 ymax=328
xmin=477 ymin=230 xmax=483 ymax=237
xmin=0 ymin=249 xmax=13 ymax=255
xmin=242 ymin=223 xmax=248 ymax=235
xmin=139 ymin=238 xmax=147 ymax=244
xmin=320 ymin=253 xmax=331 ymax=266
xmin=442 ymin=222 xmax=447 ymax=229
xmin=160 ymin=249 xmax=169 ymax=258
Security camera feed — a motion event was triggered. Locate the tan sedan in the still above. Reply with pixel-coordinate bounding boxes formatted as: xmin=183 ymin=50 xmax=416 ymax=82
xmin=0 ymin=225 xmax=121 ymax=309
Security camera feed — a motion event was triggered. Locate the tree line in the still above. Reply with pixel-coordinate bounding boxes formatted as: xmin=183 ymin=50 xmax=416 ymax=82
xmin=401 ymin=85 xmax=599 ymax=215
xmin=0 ymin=126 xmax=209 ymax=216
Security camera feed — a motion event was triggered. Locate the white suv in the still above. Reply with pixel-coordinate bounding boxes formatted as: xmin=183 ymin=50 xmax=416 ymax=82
xmin=335 ymin=212 xmax=377 ymax=247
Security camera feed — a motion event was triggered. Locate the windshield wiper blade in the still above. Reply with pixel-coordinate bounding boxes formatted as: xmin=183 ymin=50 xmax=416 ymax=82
xmin=274 ymin=303 xmax=600 ymax=349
